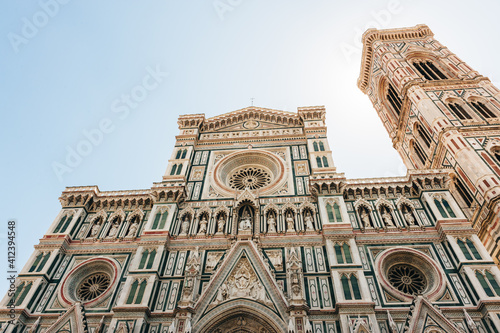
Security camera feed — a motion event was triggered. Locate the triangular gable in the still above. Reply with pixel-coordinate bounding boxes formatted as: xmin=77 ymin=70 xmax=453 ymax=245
xmin=216 ymin=120 xmax=292 ymax=132
xmin=193 ymin=241 xmax=288 ymax=330
xmin=202 ymin=107 xmax=302 ymax=133
xmin=45 ymin=302 xmax=88 ymax=333
xmin=405 ymin=296 xmax=461 ymax=333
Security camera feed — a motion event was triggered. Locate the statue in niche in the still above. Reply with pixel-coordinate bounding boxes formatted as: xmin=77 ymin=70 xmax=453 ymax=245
xmin=304 ymin=211 xmax=315 ymax=231
xmin=217 ymin=215 xmax=226 ymax=233
xmin=198 ymin=215 xmax=208 ymax=234
xmin=126 ymin=218 xmax=139 ymax=237
xmin=381 ymin=207 xmax=394 ymax=227
xmin=286 ymin=212 xmax=295 ymax=232
xmin=360 ymin=209 xmax=371 ymax=228
xmin=89 ymin=220 xmax=101 ymax=238
xmin=107 ymin=219 xmax=120 ymax=238
xmin=180 ymin=216 xmax=190 ymax=235
xmin=267 ymin=212 xmax=276 ymax=233
xmin=403 ymin=206 xmax=416 ymax=226
xmin=239 ymin=208 xmax=252 ymax=231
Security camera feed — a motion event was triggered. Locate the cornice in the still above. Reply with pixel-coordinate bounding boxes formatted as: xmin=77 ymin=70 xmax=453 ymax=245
xmin=358 ymin=24 xmax=433 ymax=93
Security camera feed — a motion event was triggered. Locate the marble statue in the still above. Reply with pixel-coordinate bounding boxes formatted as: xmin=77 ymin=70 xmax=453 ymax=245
xmin=180 ymin=217 xmax=190 ymax=235
xmin=267 ymin=213 xmax=276 ymax=233
xmin=217 ymin=215 xmax=226 ymax=233
xmin=198 ymin=216 xmax=208 ymax=234
xmin=286 ymin=212 xmax=295 ymax=232
xmin=304 ymin=211 xmax=314 ymax=230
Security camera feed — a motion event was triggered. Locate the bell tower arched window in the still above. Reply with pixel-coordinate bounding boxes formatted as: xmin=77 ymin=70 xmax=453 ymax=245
xmin=313 ymin=142 xmax=319 ymax=151
xmin=322 ymin=156 xmax=329 ymax=167
xmin=476 ymin=271 xmax=500 ymax=297
xmin=415 ymin=123 xmax=432 ymax=148
xmin=470 ymin=101 xmax=496 ymax=119
xmin=387 ymin=83 xmax=403 ymax=117
xmin=319 ymin=142 xmax=325 ymax=151
xmin=326 ymin=201 xmax=342 ymax=222
xmin=454 ymin=178 xmax=474 ymax=208
xmin=316 ymin=157 xmax=323 ymax=168
xmin=448 ymin=102 xmax=472 ymax=120
xmin=181 ymin=149 xmax=187 ymax=159
xmin=151 ymin=209 xmax=168 ymax=230
xmin=413 ymin=61 xmax=447 ymax=80
xmin=176 ymin=164 xmax=183 ymax=175
xmin=433 ymin=196 xmax=456 ymax=218
xmin=492 ymin=147 xmax=500 ymax=163
xmin=170 ymin=164 xmax=177 ymax=175
xmin=457 ymin=238 xmax=481 ymax=260
xmin=411 ymin=140 xmax=427 ymax=167
xmin=341 ymin=273 xmax=362 ymax=300
xmin=334 ymin=243 xmax=352 ymax=264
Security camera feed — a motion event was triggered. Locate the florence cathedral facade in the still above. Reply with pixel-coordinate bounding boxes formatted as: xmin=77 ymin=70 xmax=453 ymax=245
xmin=3 ymin=24 xmax=500 ymax=333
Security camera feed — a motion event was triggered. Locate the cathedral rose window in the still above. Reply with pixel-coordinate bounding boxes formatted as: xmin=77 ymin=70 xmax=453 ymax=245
xmin=59 ymin=257 xmax=120 ymax=307
xmin=212 ymin=149 xmax=287 ymax=196
xmin=375 ymin=247 xmax=446 ymax=302
xmin=229 ymin=167 xmax=272 ymax=190
xmin=387 ymin=264 xmax=427 ymax=295
xmin=77 ymin=273 xmax=111 ymax=301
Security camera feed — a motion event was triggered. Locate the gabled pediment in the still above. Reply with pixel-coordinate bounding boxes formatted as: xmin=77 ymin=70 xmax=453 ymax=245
xmin=405 ymin=296 xmax=462 ymax=333
xmin=202 ymin=107 xmax=302 ymax=133
xmin=193 ymin=241 xmax=288 ymax=329
xmin=45 ymin=302 xmax=89 ymax=333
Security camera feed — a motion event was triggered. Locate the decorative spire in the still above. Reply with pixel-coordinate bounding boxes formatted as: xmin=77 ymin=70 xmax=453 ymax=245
xmin=387 ymin=310 xmax=398 ymax=333
xmin=304 ymin=318 xmax=312 ymax=333
xmin=288 ymin=317 xmax=295 ymax=333
xmin=28 ymin=317 xmax=41 ymax=333
xmin=463 ymin=309 xmax=478 ymax=333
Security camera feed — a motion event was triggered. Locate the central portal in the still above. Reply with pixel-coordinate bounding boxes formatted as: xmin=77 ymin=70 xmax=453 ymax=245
xmin=201 ymin=313 xmax=278 ymax=333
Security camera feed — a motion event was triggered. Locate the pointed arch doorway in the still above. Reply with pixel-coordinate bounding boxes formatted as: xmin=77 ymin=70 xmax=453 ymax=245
xmin=198 ymin=311 xmax=279 ymax=333
xmin=195 ymin=300 xmax=285 ymax=333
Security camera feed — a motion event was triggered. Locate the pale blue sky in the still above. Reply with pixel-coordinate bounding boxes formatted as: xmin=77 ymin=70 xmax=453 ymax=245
xmin=1 ymin=0 xmax=500 ymax=294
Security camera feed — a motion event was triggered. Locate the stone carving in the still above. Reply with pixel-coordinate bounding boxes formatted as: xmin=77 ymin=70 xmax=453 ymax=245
xmin=239 ymin=211 xmax=252 ymax=231
xmin=198 ymin=216 xmax=208 ymax=234
xmin=215 ymin=258 xmax=270 ymax=305
xmin=180 ymin=217 xmax=190 ymax=235
xmin=360 ymin=209 xmax=372 ymax=229
xmin=266 ymin=250 xmax=283 ymax=271
xmin=381 ymin=208 xmax=394 ymax=227
xmin=403 ymin=206 xmax=416 ymax=226
xmin=126 ymin=219 xmax=139 ymax=237
xmin=286 ymin=212 xmax=295 ymax=232
xmin=89 ymin=220 xmax=101 ymax=238
xmin=304 ymin=211 xmax=314 ymax=231
xmin=287 ymin=247 xmax=304 ymax=304
xmin=181 ymin=247 xmax=201 ymax=304
xmin=267 ymin=212 xmax=276 ymax=233
xmin=107 ymin=220 xmax=120 ymax=238
xmin=217 ymin=215 xmax=226 ymax=233
xmin=205 ymin=252 xmax=224 ymax=272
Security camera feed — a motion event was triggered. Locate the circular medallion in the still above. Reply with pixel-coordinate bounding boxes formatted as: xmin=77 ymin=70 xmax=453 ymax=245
xmin=243 ymin=120 xmax=259 ymax=129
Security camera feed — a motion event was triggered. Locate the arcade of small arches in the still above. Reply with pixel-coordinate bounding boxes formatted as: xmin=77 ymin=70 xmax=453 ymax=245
xmin=80 ymin=209 xmax=142 ymax=240
xmin=354 ymin=199 xmax=419 ymax=230
xmin=174 ymin=201 xmax=320 ymax=237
